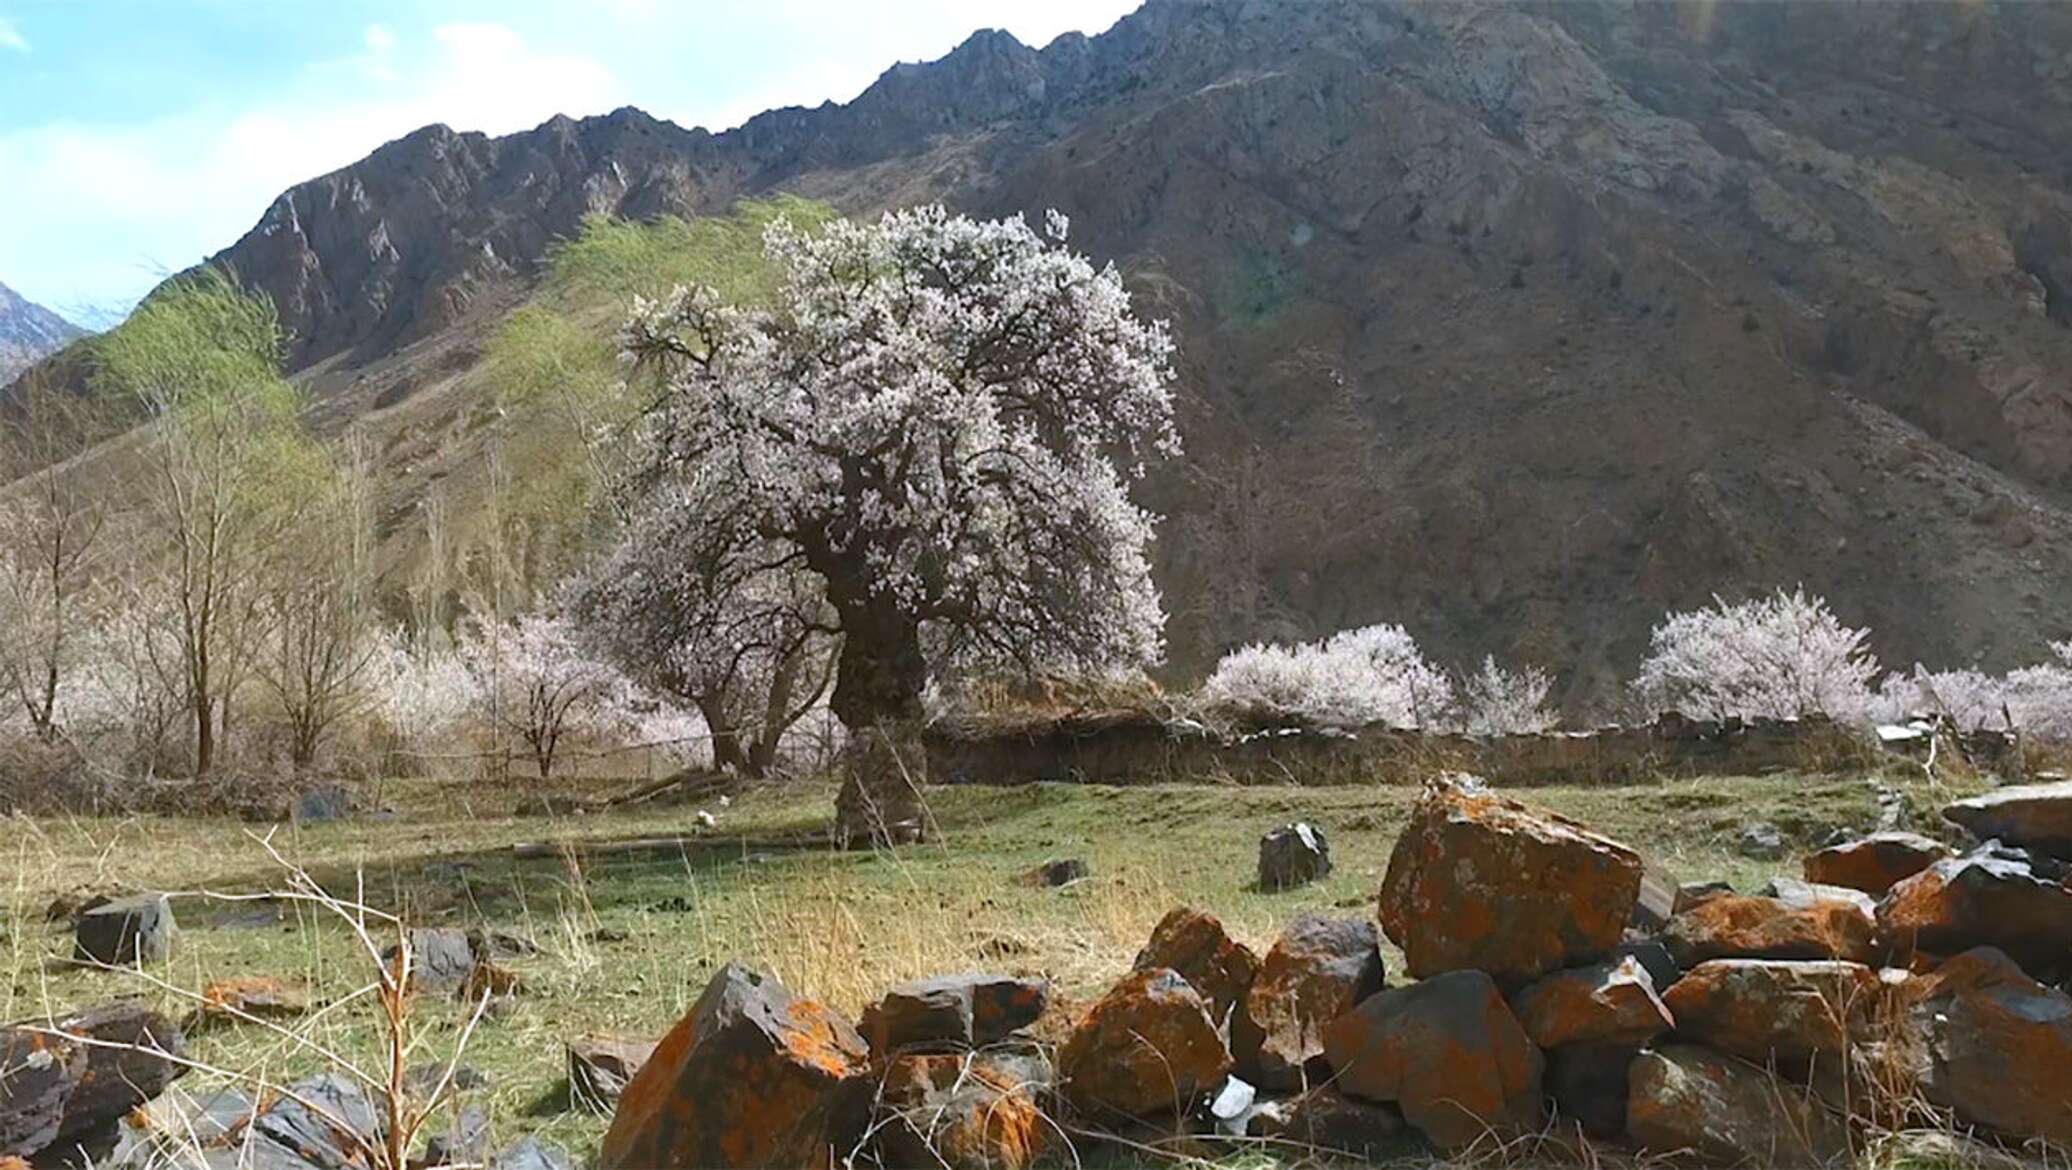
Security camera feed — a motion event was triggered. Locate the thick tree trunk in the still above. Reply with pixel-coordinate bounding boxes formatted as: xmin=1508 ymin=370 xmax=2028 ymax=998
xmin=829 ymin=606 xmax=926 ymax=730
xmin=697 ymin=697 xmax=753 ymax=776
xmin=833 ymin=724 xmax=929 ymax=848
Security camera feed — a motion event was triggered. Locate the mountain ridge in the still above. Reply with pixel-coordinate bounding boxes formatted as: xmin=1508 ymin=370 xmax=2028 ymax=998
xmin=0 ymin=281 xmax=86 ymax=384
xmin=15 ymin=0 xmax=2072 ymax=703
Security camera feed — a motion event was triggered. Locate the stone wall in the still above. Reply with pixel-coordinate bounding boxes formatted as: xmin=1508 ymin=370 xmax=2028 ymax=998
xmin=922 ymin=712 xmax=2021 ymax=787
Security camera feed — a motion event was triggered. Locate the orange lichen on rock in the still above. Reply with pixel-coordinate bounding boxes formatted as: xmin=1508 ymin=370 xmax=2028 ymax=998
xmin=1379 ymin=777 xmax=1642 ymax=986
xmin=598 ymin=963 xmax=868 ymax=1169
xmin=1660 ymin=892 xmax=1878 ymax=968
xmin=1057 ymin=967 xmax=1231 ymax=1120
xmin=1661 ymin=959 xmax=1881 ymax=1067
xmin=869 ymin=1052 xmax=1047 ymax=1170
xmin=1509 ymin=954 xmax=1672 ymax=1050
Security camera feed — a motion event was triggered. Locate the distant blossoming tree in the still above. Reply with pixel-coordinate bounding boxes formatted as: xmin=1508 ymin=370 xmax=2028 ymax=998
xmin=569 ymin=497 xmax=835 ymax=778
xmin=616 ymin=205 xmax=1179 ymax=730
xmin=1634 ymin=588 xmax=1878 ymax=722
xmin=458 ymin=612 xmax=630 ymax=780
xmin=1462 ymin=656 xmax=1558 ymax=735
xmin=1199 ymin=623 xmax=1455 ymax=730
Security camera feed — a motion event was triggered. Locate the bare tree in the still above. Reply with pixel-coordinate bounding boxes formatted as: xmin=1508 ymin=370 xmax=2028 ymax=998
xmin=0 ymin=371 xmax=106 ymax=739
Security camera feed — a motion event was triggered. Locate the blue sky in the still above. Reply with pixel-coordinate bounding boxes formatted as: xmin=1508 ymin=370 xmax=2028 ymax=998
xmin=0 ymin=1 xmax=1138 ymax=328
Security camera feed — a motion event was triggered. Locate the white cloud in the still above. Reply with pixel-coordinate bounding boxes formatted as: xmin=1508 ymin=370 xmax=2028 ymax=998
xmin=0 ymin=22 xmax=624 ymax=314
xmin=0 ymin=17 xmax=28 ymax=53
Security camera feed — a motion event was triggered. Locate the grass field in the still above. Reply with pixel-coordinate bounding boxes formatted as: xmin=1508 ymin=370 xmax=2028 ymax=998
xmin=0 ymin=768 xmax=1972 ymax=1163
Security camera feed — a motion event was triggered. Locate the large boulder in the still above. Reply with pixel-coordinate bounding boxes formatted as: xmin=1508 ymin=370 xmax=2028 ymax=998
xmin=1378 ymin=778 xmax=1642 ymax=986
xmin=73 ymin=894 xmax=176 ymax=965
xmin=864 ymin=1051 xmax=1048 ymax=1170
xmin=250 ymin=1072 xmax=385 ymax=1170
xmin=1057 ymin=968 xmax=1232 ymax=1120
xmin=1660 ymin=892 xmax=1878 ymax=968
xmin=1879 ymin=853 xmax=2072 ymax=980
xmin=857 ymin=974 xmax=1050 ymax=1055
xmin=1912 ymin=947 xmax=2072 ymax=1147
xmin=1322 ymin=969 xmax=1544 ymax=1151
xmin=1627 ymin=1045 xmax=1851 ymax=1165
xmin=1508 ymin=955 xmax=1672 ymax=1050
xmin=1 ymin=1003 xmax=189 ymax=1160
xmin=1661 ymin=960 xmax=1882 ymax=1070
xmin=1942 ymin=781 xmax=2072 ymax=857
xmin=599 ymin=963 xmax=870 ymax=1169
xmin=1243 ymin=915 xmax=1384 ymax=1089
xmin=567 ymin=1034 xmax=658 ymax=1111
xmin=1803 ymin=832 xmax=1952 ymax=897
xmin=1132 ymin=908 xmax=1261 ymax=1059
xmin=1258 ymin=823 xmax=1332 ymax=890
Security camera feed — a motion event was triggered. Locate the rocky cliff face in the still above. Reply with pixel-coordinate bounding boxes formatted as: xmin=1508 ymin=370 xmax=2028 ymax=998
xmin=0 ymin=282 xmax=85 ymax=383
xmin=54 ymin=0 xmax=2072 ymax=698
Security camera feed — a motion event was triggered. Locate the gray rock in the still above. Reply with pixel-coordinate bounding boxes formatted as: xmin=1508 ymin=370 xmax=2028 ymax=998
xmin=1759 ymin=876 xmax=1878 ymax=918
xmin=1247 ymin=1088 xmax=1406 ymax=1159
xmin=858 ymin=973 xmax=1050 ymax=1054
xmin=1674 ymin=880 xmax=1734 ymax=913
xmin=566 ymin=1034 xmax=657 ymax=1111
xmin=1020 ymin=858 xmax=1089 ymax=887
xmin=1736 ymin=822 xmax=1786 ymax=860
xmin=421 ymin=1103 xmax=490 ymax=1168
xmin=293 ymin=784 xmax=351 ymax=824
xmin=1943 ymin=780 xmax=2072 ymax=858
xmin=381 ymin=928 xmax=476 ymax=993
xmin=493 ymin=1137 xmax=573 ymax=1170
xmin=75 ymin=894 xmax=176 ymax=965
xmin=1258 ymin=822 xmax=1333 ymax=891
xmin=251 ymin=1073 xmax=384 ymax=1170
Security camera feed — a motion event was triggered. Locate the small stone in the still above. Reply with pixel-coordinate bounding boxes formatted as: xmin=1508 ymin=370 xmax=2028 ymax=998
xmin=1759 ymin=876 xmax=1878 ymax=919
xmin=493 ymin=1137 xmax=573 ymax=1170
xmin=1322 ymin=969 xmax=1543 ymax=1150
xmin=1057 ymin=968 xmax=1232 ymax=1120
xmin=567 ymin=1035 xmax=658 ymax=1112
xmin=1244 ymin=915 xmax=1384 ymax=1089
xmin=1630 ymin=867 xmax=1678 ymax=933
xmin=73 ymin=894 xmax=176 ymax=965
xmin=1019 ymin=858 xmax=1089 ymax=887
xmin=381 ymin=928 xmax=477 ymax=994
xmin=1675 ymin=880 xmax=1734 ymax=913
xmin=191 ymin=975 xmax=307 ymax=1030
xmin=1737 ymin=822 xmax=1787 ymax=860
xmin=1258 ymin=823 xmax=1332 ymax=890
xmin=1803 ymin=832 xmax=1951 ymax=896
xmin=422 ymin=1103 xmax=490 ymax=1168
xmin=293 ymin=784 xmax=352 ymax=824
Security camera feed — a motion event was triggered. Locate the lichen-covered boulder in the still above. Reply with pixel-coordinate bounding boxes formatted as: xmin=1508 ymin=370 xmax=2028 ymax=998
xmin=1942 ymin=781 xmax=2072 ymax=857
xmin=1803 ymin=832 xmax=1952 ymax=897
xmin=1133 ymin=908 xmax=1262 ymax=1061
xmin=1322 ymin=969 xmax=1543 ymax=1151
xmin=1912 ymin=947 xmax=2072 ymax=1147
xmin=1509 ymin=954 xmax=1673 ymax=1050
xmin=1878 ymin=853 xmax=2072 ymax=980
xmin=1057 ymin=968 xmax=1232 ymax=1120
xmin=1660 ymin=892 xmax=1878 ymax=968
xmin=865 ymin=1051 xmax=1048 ymax=1170
xmin=1244 ymin=915 xmax=1384 ymax=1089
xmin=1627 ymin=1045 xmax=1851 ymax=1165
xmin=1379 ymin=778 xmax=1642 ymax=986
xmin=599 ymin=963 xmax=870 ymax=1169
xmin=1661 ymin=959 xmax=1882 ymax=1069
xmin=858 ymin=973 xmax=1050 ymax=1055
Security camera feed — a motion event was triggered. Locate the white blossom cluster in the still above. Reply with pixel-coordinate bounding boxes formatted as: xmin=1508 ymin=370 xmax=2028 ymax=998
xmin=608 ymin=205 xmax=1179 ymax=721
xmin=1199 ymin=623 xmax=1459 ymax=730
xmin=1462 ymin=655 xmax=1559 ymax=735
xmin=455 ymin=611 xmax=638 ymax=776
xmin=1870 ymin=642 xmax=2072 ymax=738
xmin=1633 ymin=588 xmax=1880 ymax=723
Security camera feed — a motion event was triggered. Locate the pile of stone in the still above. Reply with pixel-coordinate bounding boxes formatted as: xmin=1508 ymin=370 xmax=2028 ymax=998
xmin=592 ymin=775 xmax=2072 ymax=1168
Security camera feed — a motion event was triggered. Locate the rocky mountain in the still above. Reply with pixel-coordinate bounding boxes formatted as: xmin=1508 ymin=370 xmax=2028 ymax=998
xmin=23 ymin=0 xmax=2072 ymax=703
xmin=0 ymin=282 xmax=85 ymax=383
